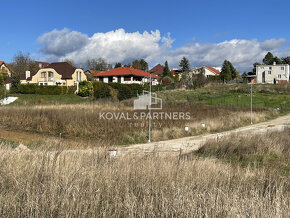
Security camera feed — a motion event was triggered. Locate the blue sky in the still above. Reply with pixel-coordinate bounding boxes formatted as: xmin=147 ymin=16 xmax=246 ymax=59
xmin=1 ymin=0 xmax=290 ymax=70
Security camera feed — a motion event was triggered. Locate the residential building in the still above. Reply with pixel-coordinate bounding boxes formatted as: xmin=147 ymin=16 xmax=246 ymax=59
xmin=26 ymin=62 xmax=87 ymax=86
xmin=0 ymin=61 xmax=12 ymax=77
xmin=149 ymin=64 xmax=164 ymax=76
xmin=256 ymin=62 xmax=289 ymax=84
xmin=95 ymin=67 xmax=159 ymax=85
xmin=85 ymin=69 xmax=103 ymax=81
xmin=35 ymin=61 xmax=50 ymax=69
xmin=190 ymin=66 xmax=220 ymax=77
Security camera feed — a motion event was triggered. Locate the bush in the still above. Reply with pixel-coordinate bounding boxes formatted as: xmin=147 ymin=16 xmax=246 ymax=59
xmin=17 ymin=84 xmax=76 ymax=95
xmin=93 ymin=82 xmax=112 ymax=99
xmin=0 ymin=87 xmax=4 ymax=99
xmin=108 ymin=83 xmax=143 ymax=101
xmin=78 ymin=81 xmax=94 ymax=97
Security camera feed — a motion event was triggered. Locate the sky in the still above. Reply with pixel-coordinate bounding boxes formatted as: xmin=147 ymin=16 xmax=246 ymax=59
xmin=1 ymin=0 xmax=290 ymax=71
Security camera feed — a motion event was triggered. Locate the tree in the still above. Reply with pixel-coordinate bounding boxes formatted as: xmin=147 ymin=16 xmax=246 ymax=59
xmin=64 ymin=58 xmax=76 ymax=67
xmin=9 ymin=52 xmax=39 ymax=93
xmin=114 ymin=62 xmax=122 ymax=68
xmin=162 ymin=61 xmax=171 ymax=77
xmin=220 ymin=60 xmax=238 ymax=82
xmin=252 ymin=62 xmax=260 ymax=73
xmin=10 ymin=51 xmax=39 ymax=76
xmin=86 ymin=58 xmax=112 ymax=71
xmin=179 ymin=56 xmax=190 ymax=72
xmin=282 ymin=57 xmax=290 ymax=65
xmin=131 ymin=59 xmax=148 ymax=71
xmin=0 ymin=72 xmax=4 ymax=87
xmin=263 ymin=52 xmax=274 ymax=65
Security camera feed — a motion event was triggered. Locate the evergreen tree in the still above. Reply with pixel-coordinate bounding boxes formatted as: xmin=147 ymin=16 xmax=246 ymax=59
xmin=162 ymin=61 xmax=170 ymax=77
xmin=114 ymin=62 xmax=122 ymax=68
xmin=0 ymin=72 xmax=4 ymax=87
xmin=220 ymin=60 xmax=239 ymax=82
xmin=220 ymin=60 xmax=232 ymax=82
xmin=10 ymin=73 xmax=20 ymax=93
xmin=179 ymin=56 xmax=190 ymax=72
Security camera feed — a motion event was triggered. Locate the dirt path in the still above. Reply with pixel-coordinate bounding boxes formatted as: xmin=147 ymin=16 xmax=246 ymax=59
xmin=117 ymin=114 xmax=290 ymax=156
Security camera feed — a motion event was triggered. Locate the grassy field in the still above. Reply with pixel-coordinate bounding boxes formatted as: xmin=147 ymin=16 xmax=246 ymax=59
xmin=159 ymin=84 xmax=290 ymax=113
xmin=0 ymin=133 xmax=288 ymax=217
xmin=7 ymin=94 xmax=91 ymax=106
xmin=0 ymin=84 xmax=289 ymax=147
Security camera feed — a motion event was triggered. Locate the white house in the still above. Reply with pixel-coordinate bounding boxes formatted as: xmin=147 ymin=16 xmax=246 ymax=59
xmin=95 ymin=67 xmax=159 ymax=85
xmin=256 ymin=62 xmax=289 ymax=84
xmin=190 ymin=66 xmax=220 ymax=77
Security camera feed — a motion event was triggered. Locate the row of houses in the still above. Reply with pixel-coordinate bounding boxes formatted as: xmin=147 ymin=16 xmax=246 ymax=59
xmin=1 ymin=60 xmax=289 ymax=90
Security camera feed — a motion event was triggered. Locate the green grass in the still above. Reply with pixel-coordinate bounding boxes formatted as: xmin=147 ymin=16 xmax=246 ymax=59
xmin=159 ymin=84 xmax=290 ymax=113
xmin=7 ymin=94 xmax=92 ymax=106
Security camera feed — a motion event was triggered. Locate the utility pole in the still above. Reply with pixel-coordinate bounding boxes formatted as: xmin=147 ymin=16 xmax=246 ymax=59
xmin=148 ymin=72 xmax=152 ymax=142
xmin=251 ymin=78 xmax=253 ymax=124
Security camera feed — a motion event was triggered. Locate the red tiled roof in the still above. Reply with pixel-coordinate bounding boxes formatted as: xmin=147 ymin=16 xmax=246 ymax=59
xmin=0 ymin=61 xmax=13 ymax=72
xmin=149 ymin=64 xmax=164 ymax=76
xmin=205 ymin=66 xmax=220 ymax=75
xmin=96 ymin=67 xmax=159 ymax=78
xmin=86 ymin=69 xmax=103 ymax=77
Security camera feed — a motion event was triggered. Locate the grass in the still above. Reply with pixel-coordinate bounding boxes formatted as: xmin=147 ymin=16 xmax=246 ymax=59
xmin=7 ymin=94 xmax=91 ymax=106
xmin=193 ymin=128 xmax=290 ymax=177
xmin=0 ymin=139 xmax=288 ymax=217
xmin=0 ymin=102 xmax=267 ymax=147
xmin=159 ymin=83 xmax=290 ymax=113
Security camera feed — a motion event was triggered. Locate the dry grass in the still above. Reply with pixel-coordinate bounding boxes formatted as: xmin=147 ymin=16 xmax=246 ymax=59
xmin=0 ymin=139 xmax=288 ymax=217
xmin=0 ymin=102 xmax=267 ymax=147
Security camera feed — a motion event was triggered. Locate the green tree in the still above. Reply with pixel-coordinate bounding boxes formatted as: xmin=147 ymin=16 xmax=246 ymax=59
xmin=179 ymin=56 xmax=190 ymax=72
xmin=0 ymin=72 xmax=4 ymax=87
xmin=114 ymin=62 xmax=122 ymax=68
xmin=131 ymin=59 xmax=148 ymax=71
xmin=263 ymin=52 xmax=274 ymax=65
xmin=281 ymin=57 xmax=290 ymax=65
xmin=220 ymin=60 xmax=239 ymax=82
xmin=11 ymin=73 xmax=20 ymax=93
xmin=162 ymin=61 xmax=171 ymax=77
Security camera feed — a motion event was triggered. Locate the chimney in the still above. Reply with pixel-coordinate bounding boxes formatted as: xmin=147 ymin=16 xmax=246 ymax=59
xmin=25 ymin=71 xmax=30 ymax=79
xmin=273 ymin=62 xmax=276 ymax=65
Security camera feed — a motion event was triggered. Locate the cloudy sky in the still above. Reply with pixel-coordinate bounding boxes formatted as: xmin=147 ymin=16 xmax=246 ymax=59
xmin=2 ymin=0 xmax=290 ymax=71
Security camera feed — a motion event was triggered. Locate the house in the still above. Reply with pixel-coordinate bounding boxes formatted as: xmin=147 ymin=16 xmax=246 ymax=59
xmin=256 ymin=62 xmax=289 ymax=84
xmin=242 ymin=72 xmax=257 ymax=84
xmin=85 ymin=69 xmax=103 ymax=81
xmin=190 ymin=66 xmax=220 ymax=77
xmin=149 ymin=64 xmax=164 ymax=76
xmin=95 ymin=67 xmax=159 ymax=85
xmin=35 ymin=61 xmax=50 ymax=69
xmin=25 ymin=62 xmax=87 ymax=86
xmin=0 ymin=61 xmax=12 ymax=77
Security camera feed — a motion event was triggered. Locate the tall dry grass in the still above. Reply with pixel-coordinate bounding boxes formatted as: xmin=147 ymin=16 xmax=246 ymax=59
xmin=0 ymin=102 xmax=267 ymax=147
xmin=0 ymin=139 xmax=288 ymax=217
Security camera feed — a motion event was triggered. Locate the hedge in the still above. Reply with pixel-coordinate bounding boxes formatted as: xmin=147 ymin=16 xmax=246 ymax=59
xmin=17 ymin=84 xmax=77 ymax=95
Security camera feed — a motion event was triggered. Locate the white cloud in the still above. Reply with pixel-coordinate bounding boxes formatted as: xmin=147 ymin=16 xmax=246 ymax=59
xmin=38 ymin=28 xmax=288 ymax=71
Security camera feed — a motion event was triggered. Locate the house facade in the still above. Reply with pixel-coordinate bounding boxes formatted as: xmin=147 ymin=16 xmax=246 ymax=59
xmin=256 ymin=63 xmax=289 ymax=84
xmin=190 ymin=66 xmax=220 ymax=77
xmin=95 ymin=67 xmax=159 ymax=85
xmin=27 ymin=62 xmax=87 ymax=86
xmin=0 ymin=61 xmax=12 ymax=77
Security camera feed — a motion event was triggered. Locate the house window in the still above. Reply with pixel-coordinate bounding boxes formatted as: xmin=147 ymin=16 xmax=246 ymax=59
xmin=269 ymin=67 xmax=272 ymax=70
xmin=278 ymin=74 xmax=282 ymax=79
xmin=41 ymin=72 xmax=46 ymax=78
xmin=79 ymin=72 xmax=82 ymax=81
xmin=48 ymin=72 xmax=53 ymax=79
xmin=268 ymin=71 xmax=271 ymax=75
xmin=281 ymin=67 xmax=285 ymax=70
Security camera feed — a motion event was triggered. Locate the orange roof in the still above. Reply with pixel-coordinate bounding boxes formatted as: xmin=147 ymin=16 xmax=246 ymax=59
xmin=87 ymin=69 xmax=103 ymax=77
xmin=95 ymin=67 xmax=159 ymax=78
xmin=0 ymin=61 xmax=13 ymax=72
xmin=205 ymin=66 xmax=220 ymax=75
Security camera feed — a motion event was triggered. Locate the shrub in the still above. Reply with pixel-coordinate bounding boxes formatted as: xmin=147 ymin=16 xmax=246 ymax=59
xmin=93 ymin=82 xmax=112 ymax=99
xmin=78 ymin=81 xmax=94 ymax=97
xmin=17 ymin=84 xmax=75 ymax=95
xmin=108 ymin=83 xmax=143 ymax=101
